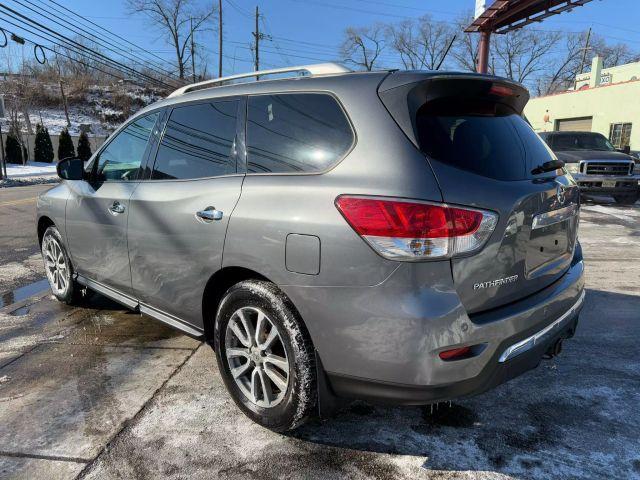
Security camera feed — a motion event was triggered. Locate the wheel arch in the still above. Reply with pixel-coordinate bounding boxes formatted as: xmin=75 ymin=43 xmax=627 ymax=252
xmin=37 ymin=216 xmax=55 ymax=246
xmin=201 ymin=266 xmax=312 ymax=348
xmin=201 ymin=266 xmax=270 ymax=344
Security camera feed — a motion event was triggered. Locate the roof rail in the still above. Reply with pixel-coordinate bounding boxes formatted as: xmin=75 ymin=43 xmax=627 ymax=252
xmin=167 ymin=63 xmax=352 ymax=98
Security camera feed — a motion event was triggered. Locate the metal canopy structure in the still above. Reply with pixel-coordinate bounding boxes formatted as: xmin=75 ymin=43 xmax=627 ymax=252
xmin=466 ymin=0 xmax=593 ymax=74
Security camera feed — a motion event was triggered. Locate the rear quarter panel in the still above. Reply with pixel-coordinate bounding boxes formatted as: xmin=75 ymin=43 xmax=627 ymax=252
xmin=222 ymin=74 xmax=444 ymax=288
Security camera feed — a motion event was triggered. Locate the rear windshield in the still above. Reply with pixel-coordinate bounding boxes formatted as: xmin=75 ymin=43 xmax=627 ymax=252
xmin=546 ymin=133 xmax=615 ymax=152
xmin=416 ymin=99 xmax=555 ymax=181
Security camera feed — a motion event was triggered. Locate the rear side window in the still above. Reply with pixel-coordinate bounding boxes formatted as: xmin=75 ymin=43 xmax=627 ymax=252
xmin=416 ymin=100 xmax=555 ymax=180
xmin=246 ymin=93 xmax=353 ymax=173
xmin=152 ymin=100 xmax=238 ymax=180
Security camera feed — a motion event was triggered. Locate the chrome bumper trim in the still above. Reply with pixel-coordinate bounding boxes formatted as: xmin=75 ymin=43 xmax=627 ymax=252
xmin=532 ymin=204 xmax=579 ymax=230
xmin=572 ymin=173 xmax=640 ymax=182
xmin=498 ymin=289 xmax=586 ymax=363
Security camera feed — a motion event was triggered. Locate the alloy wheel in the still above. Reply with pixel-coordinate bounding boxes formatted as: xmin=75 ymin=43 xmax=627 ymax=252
xmin=43 ymin=236 xmax=69 ymax=296
xmin=224 ymin=307 xmax=290 ymax=408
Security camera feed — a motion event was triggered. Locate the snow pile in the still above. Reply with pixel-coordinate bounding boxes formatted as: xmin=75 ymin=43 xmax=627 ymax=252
xmin=6 ymin=162 xmax=57 ymax=178
xmin=2 ymin=83 xmax=164 ymax=136
xmin=0 ymin=108 xmax=109 ymax=136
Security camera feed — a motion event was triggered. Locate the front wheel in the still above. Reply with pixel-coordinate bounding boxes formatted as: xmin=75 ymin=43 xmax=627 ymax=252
xmin=613 ymin=193 xmax=639 ymax=205
xmin=41 ymin=226 xmax=83 ymax=304
xmin=214 ymin=280 xmax=316 ymax=431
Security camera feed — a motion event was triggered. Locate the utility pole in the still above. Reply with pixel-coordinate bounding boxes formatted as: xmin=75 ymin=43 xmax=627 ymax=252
xmin=218 ymin=0 xmax=223 ymax=77
xmin=253 ymin=6 xmax=260 ymax=72
xmin=54 ymin=51 xmax=71 ymax=128
xmin=0 ymin=124 xmax=5 ymax=181
xmin=190 ymin=17 xmax=196 ymax=83
xmin=575 ymin=27 xmax=592 ymax=90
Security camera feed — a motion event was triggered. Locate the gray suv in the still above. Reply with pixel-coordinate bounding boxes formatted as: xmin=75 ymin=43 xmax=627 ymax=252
xmin=37 ymin=64 xmax=585 ymax=431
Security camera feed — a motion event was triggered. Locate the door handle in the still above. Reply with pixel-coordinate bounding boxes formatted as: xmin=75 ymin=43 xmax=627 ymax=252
xmin=108 ymin=201 xmax=126 ymax=215
xmin=196 ymin=207 xmax=223 ymax=223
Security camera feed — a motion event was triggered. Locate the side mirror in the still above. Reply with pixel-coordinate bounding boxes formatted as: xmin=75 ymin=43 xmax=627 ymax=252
xmin=57 ymin=157 xmax=85 ymax=181
xmin=618 ymin=145 xmax=631 ymax=155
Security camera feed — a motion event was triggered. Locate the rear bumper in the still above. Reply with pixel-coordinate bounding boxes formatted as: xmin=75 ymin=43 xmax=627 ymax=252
xmin=572 ymin=173 xmax=640 ymax=194
xmin=282 ymin=247 xmax=585 ymax=405
xmin=327 ymin=290 xmax=583 ymax=405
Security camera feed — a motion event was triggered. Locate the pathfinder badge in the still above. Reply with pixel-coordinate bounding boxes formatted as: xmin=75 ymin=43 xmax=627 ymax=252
xmin=474 ymin=275 xmax=519 ymax=290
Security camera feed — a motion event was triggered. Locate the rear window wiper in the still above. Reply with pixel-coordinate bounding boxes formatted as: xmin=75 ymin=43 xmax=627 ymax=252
xmin=531 ymin=159 xmax=565 ymax=175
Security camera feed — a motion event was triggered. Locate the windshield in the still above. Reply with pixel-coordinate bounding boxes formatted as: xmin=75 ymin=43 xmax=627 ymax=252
xmin=549 ymin=133 xmax=615 ymax=152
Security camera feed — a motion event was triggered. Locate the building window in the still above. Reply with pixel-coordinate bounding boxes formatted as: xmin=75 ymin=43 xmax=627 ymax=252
xmin=609 ymin=123 xmax=632 ymax=148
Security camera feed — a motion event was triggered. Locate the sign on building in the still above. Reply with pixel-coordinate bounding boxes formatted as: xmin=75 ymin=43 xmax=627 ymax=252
xmin=475 ymin=0 xmax=488 ymax=19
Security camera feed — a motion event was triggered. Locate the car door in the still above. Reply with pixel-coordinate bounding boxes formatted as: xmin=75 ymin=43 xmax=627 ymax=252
xmin=65 ymin=111 xmax=161 ymax=298
xmin=128 ymin=98 xmax=244 ymax=329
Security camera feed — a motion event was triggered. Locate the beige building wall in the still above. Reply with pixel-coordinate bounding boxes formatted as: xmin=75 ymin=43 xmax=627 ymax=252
xmin=524 ymin=80 xmax=640 ymax=150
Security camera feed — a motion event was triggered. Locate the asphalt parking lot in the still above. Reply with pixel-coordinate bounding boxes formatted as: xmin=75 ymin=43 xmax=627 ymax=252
xmin=0 ymin=189 xmax=638 ymax=480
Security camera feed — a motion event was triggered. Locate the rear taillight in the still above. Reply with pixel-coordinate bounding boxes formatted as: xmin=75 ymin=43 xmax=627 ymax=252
xmin=488 ymin=83 xmax=515 ymax=97
xmin=335 ymin=196 xmax=498 ymax=260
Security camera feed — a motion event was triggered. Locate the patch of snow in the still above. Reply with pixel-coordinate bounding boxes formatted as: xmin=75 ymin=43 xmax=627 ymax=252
xmin=583 ymin=204 xmax=640 ymax=220
xmin=1 ymin=107 xmax=110 ymax=136
xmin=0 ymin=177 xmax=59 ymax=188
xmin=6 ymin=162 xmax=57 ymax=178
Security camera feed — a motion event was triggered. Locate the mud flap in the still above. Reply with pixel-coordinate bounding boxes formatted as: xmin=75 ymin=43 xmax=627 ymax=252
xmin=315 ymin=351 xmax=350 ymax=418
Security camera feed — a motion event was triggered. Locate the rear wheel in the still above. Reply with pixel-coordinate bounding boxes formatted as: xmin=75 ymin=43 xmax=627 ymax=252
xmin=41 ymin=226 xmax=84 ymax=305
xmin=214 ymin=280 xmax=316 ymax=431
xmin=613 ymin=193 xmax=639 ymax=205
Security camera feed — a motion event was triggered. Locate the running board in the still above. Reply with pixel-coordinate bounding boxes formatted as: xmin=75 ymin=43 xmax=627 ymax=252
xmin=139 ymin=304 xmax=205 ymax=339
xmin=76 ymin=275 xmax=139 ymax=310
xmin=75 ymin=275 xmax=205 ymax=340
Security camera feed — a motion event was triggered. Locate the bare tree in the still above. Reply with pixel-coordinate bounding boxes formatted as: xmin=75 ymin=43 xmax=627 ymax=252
xmin=340 ymin=24 xmax=386 ymax=71
xmin=491 ymin=28 xmax=561 ymax=87
xmin=451 ymin=14 xmax=481 ymax=72
xmin=590 ymin=34 xmax=640 ymax=68
xmin=126 ymin=0 xmax=214 ymax=79
xmin=387 ymin=15 xmax=456 ymax=70
xmin=536 ymin=31 xmax=587 ymax=95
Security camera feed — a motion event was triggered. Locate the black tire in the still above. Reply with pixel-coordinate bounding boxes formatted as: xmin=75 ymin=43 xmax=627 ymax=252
xmin=214 ymin=280 xmax=316 ymax=431
xmin=41 ymin=225 xmax=84 ymax=305
xmin=613 ymin=193 xmax=639 ymax=205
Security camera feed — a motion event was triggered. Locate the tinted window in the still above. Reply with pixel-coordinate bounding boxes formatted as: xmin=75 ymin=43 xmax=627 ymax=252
xmin=416 ymin=100 xmax=555 ymax=180
xmin=97 ymin=112 xmax=159 ymax=181
xmin=246 ymin=93 xmax=353 ymax=173
xmin=152 ymin=100 xmax=238 ymax=180
xmin=549 ymin=133 xmax=615 ymax=152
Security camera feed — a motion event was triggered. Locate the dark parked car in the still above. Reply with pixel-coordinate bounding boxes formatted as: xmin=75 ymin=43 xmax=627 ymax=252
xmin=37 ymin=64 xmax=585 ymax=431
xmin=539 ymin=131 xmax=640 ymax=205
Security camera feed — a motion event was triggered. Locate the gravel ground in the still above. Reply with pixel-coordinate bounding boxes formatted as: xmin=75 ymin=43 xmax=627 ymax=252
xmin=0 ymin=198 xmax=638 ymax=480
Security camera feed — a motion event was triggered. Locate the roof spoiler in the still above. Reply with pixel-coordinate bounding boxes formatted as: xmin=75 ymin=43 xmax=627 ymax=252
xmin=378 ymin=72 xmax=529 ymax=149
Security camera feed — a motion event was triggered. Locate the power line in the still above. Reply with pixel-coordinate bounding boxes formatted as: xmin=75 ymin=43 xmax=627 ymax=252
xmin=0 ymin=3 xmax=175 ymax=87
xmin=225 ymin=0 xmax=252 ymax=18
xmin=0 ymin=9 xmax=173 ymax=88
xmin=260 ymin=15 xmax=292 ymax=65
xmin=0 ymin=24 xmax=130 ymax=83
xmin=44 ymin=0 xmax=178 ymax=71
xmin=10 ymin=0 xmax=181 ymax=81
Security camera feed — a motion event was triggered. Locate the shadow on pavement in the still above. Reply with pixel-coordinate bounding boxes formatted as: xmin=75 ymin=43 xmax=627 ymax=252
xmin=289 ymin=288 xmax=640 ymax=479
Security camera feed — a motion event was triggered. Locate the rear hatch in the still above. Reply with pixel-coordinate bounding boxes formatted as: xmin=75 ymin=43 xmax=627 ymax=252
xmin=379 ymin=72 xmax=580 ymax=314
